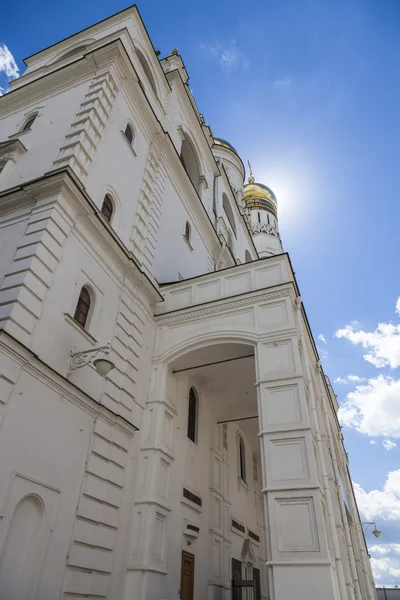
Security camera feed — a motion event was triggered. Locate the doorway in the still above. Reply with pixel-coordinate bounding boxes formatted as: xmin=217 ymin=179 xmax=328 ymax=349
xmin=180 ymin=551 xmax=195 ymax=600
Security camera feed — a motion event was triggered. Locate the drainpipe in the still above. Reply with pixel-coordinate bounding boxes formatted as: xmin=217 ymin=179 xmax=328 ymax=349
xmin=295 ymin=297 xmax=348 ymax=600
xmin=316 ymin=361 xmax=362 ymax=600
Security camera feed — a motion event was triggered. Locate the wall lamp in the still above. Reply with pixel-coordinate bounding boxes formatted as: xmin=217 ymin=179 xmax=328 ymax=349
xmin=67 ymin=342 xmax=115 ymax=378
xmin=361 ymin=521 xmax=381 ymax=538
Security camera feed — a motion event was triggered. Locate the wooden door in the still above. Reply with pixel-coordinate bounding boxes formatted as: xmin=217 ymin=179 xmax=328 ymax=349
xmin=180 ymin=551 xmax=195 ymax=600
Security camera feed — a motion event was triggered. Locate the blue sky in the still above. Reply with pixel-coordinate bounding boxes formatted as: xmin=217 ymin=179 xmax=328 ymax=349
xmin=2 ymin=0 xmax=400 ymax=586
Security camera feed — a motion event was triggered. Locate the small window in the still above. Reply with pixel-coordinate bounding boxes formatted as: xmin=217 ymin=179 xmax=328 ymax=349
xmin=245 ymin=250 xmax=252 ymax=263
xmin=74 ymin=286 xmax=91 ymax=329
xmin=101 ymin=194 xmax=113 ymax=223
xmin=21 ymin=114 xmax=37 ymax=132
xmin=184 ymin=221 xmax=191 ymax=244
xmin=124 ymin=124 xmax=134 ymax=145
xmin=239 ymin=435 xmax=246 ymax=483
xmin=187 ymin=387 xmax=198 ymax=443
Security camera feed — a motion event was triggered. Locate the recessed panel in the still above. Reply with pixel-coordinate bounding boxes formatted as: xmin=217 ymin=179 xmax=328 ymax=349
xmin=271 ymin=437 xmax=309 ymax=481
xmin=259 ymin=339 xmax=295 ymax=377
xmin=263 ymin=384 xmax=302 ymax=428
xmin=276 ymin=497 xmax=319 ymax=552
xmin=194 ymin=279 xmax=220 ymax=304
xmin=258 ymin=300 xmax=288 ymax=330
xmin=224 ymin=271 xmax=252 ymax=297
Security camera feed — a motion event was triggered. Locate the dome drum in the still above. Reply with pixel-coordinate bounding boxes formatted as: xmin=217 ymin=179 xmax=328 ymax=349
xmin=245 ymin=197 xmax=277 ymax=219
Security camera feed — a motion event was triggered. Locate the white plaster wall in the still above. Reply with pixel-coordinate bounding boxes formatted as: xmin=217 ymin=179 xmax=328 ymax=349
xmin=0 ymin=365 xmax=93 ymax=600
xmin=84 ymin=92 xmax=151 ymax=248
xmin=0 ymin=82 xmax=89 ymax=187
xmin=153 ymin=180 xmax=214 ymax=282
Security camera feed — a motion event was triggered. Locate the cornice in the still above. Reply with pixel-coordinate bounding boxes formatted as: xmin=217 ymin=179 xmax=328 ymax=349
xmin=156 ymin=285 xmax=295 ymax=326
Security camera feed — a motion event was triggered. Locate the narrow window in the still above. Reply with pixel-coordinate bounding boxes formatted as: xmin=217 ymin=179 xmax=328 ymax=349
xmin=184 ymin=221 xmax=191 ymax=244
xmin=124 ymin=124 xmax=134 ymax=145
xmin=239 ymin=435 xmax=246 ymax=483
xmin=74 ymin=286 xmax=91 ymax=328
xmin=0 ymin=160 xmax=6 ymax=175
xmin=267 ymin=214 xmax=270 ymax=225
xmin=187 ymin=387 xmax=198 ymax=443
xmin=21 ymin=114 xmax=37 ymax=132
xmin=257 ymin=212 xmax=261 ymax=223
xmin=101 ymin=194 xmax=113 ymax=223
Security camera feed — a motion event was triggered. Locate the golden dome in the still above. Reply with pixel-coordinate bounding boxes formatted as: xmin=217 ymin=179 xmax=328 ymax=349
xmin=243 ymin=181 xmax=278 ymax=219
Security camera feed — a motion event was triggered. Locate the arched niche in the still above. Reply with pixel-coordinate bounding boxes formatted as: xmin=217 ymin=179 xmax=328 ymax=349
xmin=181 ymin=136 xmax=201 ymax=193
xmin=136 ymin=47 xmax=158 ymax=96
xmin=0 ymin=494 xmax=44 ymax=599
xmin=222 ymin=193 xmax=236 ymax=237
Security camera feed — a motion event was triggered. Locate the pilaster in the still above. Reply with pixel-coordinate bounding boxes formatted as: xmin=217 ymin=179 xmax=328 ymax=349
xmin=255 ymin=317 xmax=340 ymax=600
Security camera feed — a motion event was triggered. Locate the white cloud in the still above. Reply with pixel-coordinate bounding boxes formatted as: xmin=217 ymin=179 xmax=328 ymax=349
xmin=335 ymin=298 xmax=400 ymax=369
xmin=272 ymin=77 xmax=292 ymax=89
xmin=334 ymin=374 xmax=366 ymax=385
xmin=318 ymin=333 xmax=327 ymax=344
xmin=383 ymin=439 xmax=397 ymax=451
xmin=317 ymin=344 xmax=328 ymax=361
xmin=0 ymin=45 xmax=19 ymax=80
xmin=353 ymin=473 xmax=400 ymax=583
xmin=200 ymin=41 xmax=248 ymax=71
xmin=348 ymin=374 xmax=366 ymax=383
xmin=369 ymin=545 xmax=400 ymax=583
xmin=370 ymin=440 xmax=377 ymax=445
xmin=339 ymin=374 xmax=400 ymax=437
xmin=354 ymin=469 xmax=400 ymax=521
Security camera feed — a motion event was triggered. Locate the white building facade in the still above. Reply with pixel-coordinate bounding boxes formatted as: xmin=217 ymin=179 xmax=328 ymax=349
xmin=0 ymin=6 xmax=375 ymax=600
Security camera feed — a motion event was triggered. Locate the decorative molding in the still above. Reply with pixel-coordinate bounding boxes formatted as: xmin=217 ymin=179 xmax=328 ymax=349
xmin=156 ymin=288 xmax=294 ymax=326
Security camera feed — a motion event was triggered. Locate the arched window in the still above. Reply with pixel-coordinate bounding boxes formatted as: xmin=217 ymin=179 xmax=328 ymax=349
xmin=239 ymin=435 xmax=246 ymax=483
xmin=21 ymin=114 xmax=37 ymax=132
xmin=74 ymin=286 xmax=91 ymax=328
xmin=181 ymin=137 xmax=201 ymax=193
xmin=136 ymin=48 xmax=157 ymax=96
xmin=245 ymin=250 xmax=252 ymax=263
xmin=101 ymin=194 xmax=113 ymax=223
xmin=187 ymin=387 xmax=198 ymax=443
xmin=184 ymin=221 xmax=191 ymax=244
xmin=222 ymin=193 xmax=236 ymax=236
xmin=124 ymin=124 xmax=134 ymax=145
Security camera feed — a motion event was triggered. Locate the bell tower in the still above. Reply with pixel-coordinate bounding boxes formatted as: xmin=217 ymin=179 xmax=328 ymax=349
xmin=244 ymin=163 xmax=283 ymax=257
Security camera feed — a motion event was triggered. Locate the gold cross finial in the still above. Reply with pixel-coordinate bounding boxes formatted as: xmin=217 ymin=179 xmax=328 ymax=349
xmin=247 ymin=160 xmax=255 ymax=184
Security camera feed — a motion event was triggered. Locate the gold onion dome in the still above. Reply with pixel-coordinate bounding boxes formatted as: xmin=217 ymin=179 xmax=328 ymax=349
xmin=213 ymin=137 xmax=239 ymax=155
xmin=244 ymin=162 xmax=278 ymax=219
